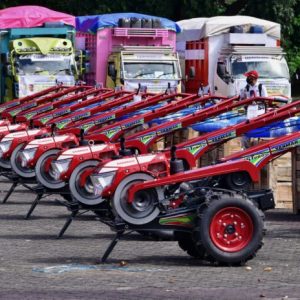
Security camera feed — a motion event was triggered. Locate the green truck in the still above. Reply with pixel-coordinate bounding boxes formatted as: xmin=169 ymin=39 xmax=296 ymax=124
xmin=0 ymin=6 xmax=82 ymax=102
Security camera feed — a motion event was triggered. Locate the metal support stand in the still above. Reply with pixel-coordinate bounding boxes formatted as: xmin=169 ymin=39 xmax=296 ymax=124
xmin=2 ymin=181 xmax=18 ymax=203
xmin=25 ymin=193 xmax=44 ymax=219
xmin=57 ymin=209 xmax=79 ymax=239
xmin=101 ymin=230 xmax=125 ymax=263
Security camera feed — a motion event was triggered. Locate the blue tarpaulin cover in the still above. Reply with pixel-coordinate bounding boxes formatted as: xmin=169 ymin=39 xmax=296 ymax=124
xmin=76 ymin=13 xmax=181 ymax=33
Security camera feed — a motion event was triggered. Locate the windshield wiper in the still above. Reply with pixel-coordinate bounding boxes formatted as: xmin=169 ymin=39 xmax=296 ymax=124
xmin=34 ymin=70 xmax=46 ymax=74
xmin=53 ymin=69 xmax=71 ymax=75
xmin=157 ymin=72 xmax=174 ymax=78
xmin=133 ymin=72 xmax=154 ymax=78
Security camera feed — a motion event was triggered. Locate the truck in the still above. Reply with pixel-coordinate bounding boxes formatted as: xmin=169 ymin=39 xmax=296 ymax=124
xmin=75 ymin=13 xmax=182 ymax=93
xmin=176 ymin=16 xmax=291 ymax=98
xmin=0 ymin=6 xmax=82 ymax=102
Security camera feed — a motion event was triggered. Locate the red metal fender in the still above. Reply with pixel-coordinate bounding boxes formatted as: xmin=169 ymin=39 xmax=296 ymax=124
xmin=127 ymin=160 xmax=260 ymax=203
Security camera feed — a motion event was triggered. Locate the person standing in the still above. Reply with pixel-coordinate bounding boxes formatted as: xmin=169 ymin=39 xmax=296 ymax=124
xmin=240 ymin=70 xmax=268 ymax=99
xmin=240 ymin=70 xmax=268 ymax=149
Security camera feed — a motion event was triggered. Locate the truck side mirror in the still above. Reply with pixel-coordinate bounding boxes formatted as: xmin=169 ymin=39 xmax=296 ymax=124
xmin=5 ymin=65 xmax=13 ymax=76
xmin=217 ymin=63 xmax=232 ymax=85
xmin=189 ymin=66 xmax=195 ymax=79
xmin=108 ymin=63 xmax=117 ymax=81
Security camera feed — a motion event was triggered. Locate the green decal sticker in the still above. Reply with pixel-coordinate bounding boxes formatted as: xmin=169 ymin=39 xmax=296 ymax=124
xmin=186 ymin=141 xmax=207 ymax=156
xmin=94 ymin=114 xmax=116 ymax=125
xmin=24 ymin=112 xmax=37 ymax=120
xmin=271 ymin=138 xmax=300 ymax=154
xmin=159 ymin=213 xmax=196 ymax=227
xmin=242 ymin=149 xmax=270 ymax=166
xmin=9 ymin=108 xmax=21 ymax=117
xmin=157 ymin=123 xmax=182 ymax=136
xmin=121 ymin=118 xmax=144 ymax=130
xmin=103 ymin=127 xmax=120 ymax=139
xmin=40 ymin=115 xmax=53 ymax=125
xmin=81 ymin=123 xmax=95 ymax=133
xmin=207 ymin=130 xmax=236 ymax=145
xmin=56 ymin=119 xmax=70 ymax=129
xmin=140 ymin=132 xmax=156 ymax=145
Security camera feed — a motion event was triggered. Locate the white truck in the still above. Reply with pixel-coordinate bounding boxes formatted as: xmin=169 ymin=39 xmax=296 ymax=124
xmin=176 ymin=16 xmax=291 ymax=98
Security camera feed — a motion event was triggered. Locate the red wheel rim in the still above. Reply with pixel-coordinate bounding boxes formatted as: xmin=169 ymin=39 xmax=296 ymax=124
xmin=209 ymin=207 xmax=254 ymax=252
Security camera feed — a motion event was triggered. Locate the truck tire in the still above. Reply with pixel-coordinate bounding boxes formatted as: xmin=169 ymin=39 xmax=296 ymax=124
xmin=112 ymin=173 xmax=162 ymax=225
xmin=69 ymin=160 xmax=101 ymax=205
xmin=195 ymin=195 xmax=264 ymax=265
xmin=35 ymin=149 xmax=65 ymax=189
xmin=11 ymin=143 xmax=35 ymax=178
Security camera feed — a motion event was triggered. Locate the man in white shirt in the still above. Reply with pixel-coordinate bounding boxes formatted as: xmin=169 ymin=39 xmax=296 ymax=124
xmin=240 ymin=70 xmax=268 ymax=99
xmin=240 ymin=70 xmax=268 ymax=149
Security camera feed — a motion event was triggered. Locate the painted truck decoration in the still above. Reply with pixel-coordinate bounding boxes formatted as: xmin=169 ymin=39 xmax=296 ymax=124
xmin=76 ymin=13 xmax=182 ymax=93
xmin=0 ymin=6 xmax=83 ymax=102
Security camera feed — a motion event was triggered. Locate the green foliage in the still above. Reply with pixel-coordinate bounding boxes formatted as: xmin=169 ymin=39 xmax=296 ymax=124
xmin=1 ymin=0 xmax=300 ymax=75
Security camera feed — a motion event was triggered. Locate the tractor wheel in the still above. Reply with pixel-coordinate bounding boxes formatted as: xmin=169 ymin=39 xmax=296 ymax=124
xmin=195 ymin=195 xmax=264 ymax=265
xmin=175 ymin=231 xmax=206 ymax=259
xmin=35 ymin=149 xmax=64 ymax=189
xmin=112 ymin=173 xmax=162 ymax=225
xmin=69 ymin=160 xmax=101 ymax=205
xmin=11 ymin=143 xmax=35 ymax=178
xmin=222 ymin=172 xmax=251 ymax=191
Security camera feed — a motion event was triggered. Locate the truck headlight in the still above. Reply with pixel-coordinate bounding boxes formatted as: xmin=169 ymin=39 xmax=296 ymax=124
xmin=19 ymin=147 xmax=38 ymax=167
xmin=50 ymin=158 xmax=72 ymax=180
xmin=0 ymin=140 xmax=12 ymax=158
xmin=90 ymin=171 xmax=116 ymax=195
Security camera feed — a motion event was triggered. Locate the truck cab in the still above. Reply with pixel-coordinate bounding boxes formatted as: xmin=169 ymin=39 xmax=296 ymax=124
xmin=177 ymin=16 xmax=291 ymax=98
xmin=5 ymin=37 xmax=79 ymax=100
xmin=0 ymin=6 xmax=81 ymax=102
xmin=215 ymin=46 xmax=290 ymax=98
xmin=106 ymin=46 xmax=181 ymax=92
xmin=76 ymin=13 xmax=182 ymax=93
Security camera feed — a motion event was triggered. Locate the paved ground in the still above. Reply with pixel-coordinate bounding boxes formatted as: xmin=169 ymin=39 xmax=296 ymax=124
xmin=0 ymin=180 xmax=300 ymax=300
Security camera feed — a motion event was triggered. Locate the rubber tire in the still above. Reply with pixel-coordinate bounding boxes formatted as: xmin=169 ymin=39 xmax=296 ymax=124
xmin=112 ymin=173 xmax=161 ymax=225
xmin=11 ymin=143 xmax=35 ymax=178
xmin=35 ymin=149 xmax=65 ymax=189
xmin=69 ymin=160 xmax=101 ymax=205
xmin=175 ymin=231 xmax=206 ymax=259
xmin=197 ymin=197 xmax=264 ymax=265
xmin=223 ymin=172 xmax=251 ymax=191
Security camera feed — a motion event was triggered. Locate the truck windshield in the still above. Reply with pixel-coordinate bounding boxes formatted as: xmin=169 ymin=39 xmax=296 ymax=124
xmin=123 ymin=62 xmax=178 ymax=80
xmin=16 ymin=54 xmax=74 ymax=76
xmin=231 ymin=60 xmax=290 ymax=80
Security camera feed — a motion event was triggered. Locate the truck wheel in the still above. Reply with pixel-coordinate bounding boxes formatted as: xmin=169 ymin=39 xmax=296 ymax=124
xmin=35 ymin=149 xmax=65 ymax=189
xmin=112 ymin=173 xmax=162 ymax=225
xmin=11 ymin=143 xmax=35 ymax=178
xmin=69 ymin=160 xmax=101 ymax=205
xmin=196 ymin=196 xmax=264 ymax=265
xmin=175 ymin=231 xmax=206 ymax=259
xmin=222 ymin=172 xmax=251 ymax=191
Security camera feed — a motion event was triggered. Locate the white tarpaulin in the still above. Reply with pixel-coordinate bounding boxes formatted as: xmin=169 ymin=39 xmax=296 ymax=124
xmin=177 ymin=16 xmax=281 ymax=42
